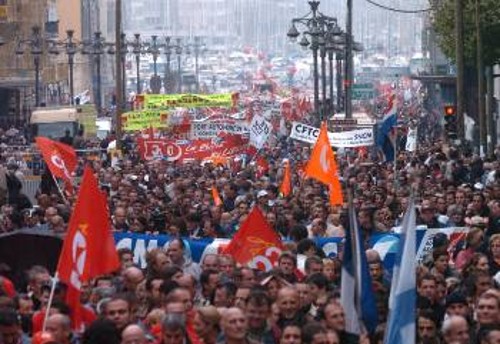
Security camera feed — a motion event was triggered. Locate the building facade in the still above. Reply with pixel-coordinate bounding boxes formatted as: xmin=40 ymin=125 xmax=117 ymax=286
xmin=0 ymin=0 xmax=90 ymax=124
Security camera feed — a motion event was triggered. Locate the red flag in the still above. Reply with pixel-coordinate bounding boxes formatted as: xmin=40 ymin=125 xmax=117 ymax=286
xmin=304 ymin=122 xmax=343 ymax=205
xmin=35 ymin=137 xmax=77 ymax=192
xmin=255 ymin=156 xmax=269 ymax=179
xmin=279 ymin=160 xmax=292 ymax=197
xmin=147 ymin=125 xmax=155 ymax=139
xmin=57 ymin=166 xmax=120 ymax=329
xmin=223 ymin=207 xmax=283 ymax=271
xmin=212 ymin=186 xmax=223 ymax=206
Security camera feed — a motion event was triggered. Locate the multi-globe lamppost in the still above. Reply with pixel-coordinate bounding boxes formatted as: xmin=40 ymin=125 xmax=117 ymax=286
xmin=287 ymin=1 xmax=340 ymax=120
xmin=15 ymin=26 xmax=43 ymax=107
xmin=15 ymin=26 xmax=111 ymax=110
xmin=288 ymin=1 xmax=362 ymax=120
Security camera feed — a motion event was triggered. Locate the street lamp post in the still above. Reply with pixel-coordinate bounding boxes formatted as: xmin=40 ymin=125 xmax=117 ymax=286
xmin=65 ymin=30 xmax=77 ymax=105
xmin=325 ymin=22 xmax=344 ymax=113
xmin=164 ymin=37 xmax=172 ymax=93
xmin=192 ymin=36 xmax=203 ymax=93
xmin=336 ymin=52 xmax=343 ymax=112
xmin=132 ymin=33 xmax=143 ymax=94
xmin=92 ymin=32 xmax=105 ymax=114
xmin=320 ymin=44 xmax=327 ymax=120
xmin=120 ymin=33 xmax=128 ymax=104
xmin=345 ymin=0 xmax=353 ymax=119
xmin=327 ymin=47 xmax=334 ymax=112
xmin=16 ymin=26 xmax=44 ymax=107
xmin=175 ymin=38 xmax=183 ymax=93
xmin=149 ymin=35 xmax=162 ymax=94
xmin=287 ymin=1 xmax=337 ymax=116
xmin=163 ymin=37 xmax=183 ymax=94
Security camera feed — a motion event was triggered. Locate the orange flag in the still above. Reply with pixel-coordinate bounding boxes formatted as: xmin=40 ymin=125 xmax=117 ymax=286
xmin=223 ymin=207 xmax=283 ymax=271
xmin=304 ymin=122 xmax=343 ymax=205
xmin=279 ymin=160 xmax=292 ymax=197
xmin=35 ymin=137 xmax=77 ymax=193
xmin=212 ymin=186 xmax=223 ymax=206
xmin=57 ymin=166 xmax=120 ymax=329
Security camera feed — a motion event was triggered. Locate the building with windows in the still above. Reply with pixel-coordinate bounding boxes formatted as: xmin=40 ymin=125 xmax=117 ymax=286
xmin=0 ymin=0 xmax=90 ymax=124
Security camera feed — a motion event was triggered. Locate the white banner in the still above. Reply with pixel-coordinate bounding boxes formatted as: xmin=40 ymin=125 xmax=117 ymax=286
xmin=191 ymin=121 xmax=249 ymax=139
xmin=406 ymin=128 xmax=417 ymax=152
xmin=289 ymin=121 xmax=374 ymax=147
xmin=249 ymin=115 xmax=272 ymax=149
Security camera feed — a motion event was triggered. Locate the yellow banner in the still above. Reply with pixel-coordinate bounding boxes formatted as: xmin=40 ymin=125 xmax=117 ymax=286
xmin=143 ymin=93 xmax=234 ymax=109
xmin=0 ymin=6 xmax=8 ymax=22
xmin=121 ymin=110 xmax=169 ymax=131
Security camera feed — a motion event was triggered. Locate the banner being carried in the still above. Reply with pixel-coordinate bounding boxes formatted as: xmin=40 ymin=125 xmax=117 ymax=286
xmin=137 ymin=134 xmax=249 ymax=162
xmin=143 ymin=93 xmax=237 ymax=109
xmin=191 ymin=120 xmax=249 ymax=139
xmin=249 ymin=114 xmax=272 ymax=149
xmin=121 ymin=110 xmax=169 ymax=131
xmin=289 ymin=121 xmax=374 ymax=147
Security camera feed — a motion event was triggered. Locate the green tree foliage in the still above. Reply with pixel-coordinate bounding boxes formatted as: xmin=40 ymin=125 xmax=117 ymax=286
xmin=430 ymin=0 xmax=500 ymax=66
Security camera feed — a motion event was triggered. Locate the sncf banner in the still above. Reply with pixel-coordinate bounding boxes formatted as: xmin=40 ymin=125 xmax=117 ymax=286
xmin=289 ymin=121 xmax=374 ymax=147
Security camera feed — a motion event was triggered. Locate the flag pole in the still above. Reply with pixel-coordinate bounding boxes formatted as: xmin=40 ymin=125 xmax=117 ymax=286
xmin=42 ymin=272 xmax=59 ymax=331
xmin=51 ymin=175 xmax=69 ymax=204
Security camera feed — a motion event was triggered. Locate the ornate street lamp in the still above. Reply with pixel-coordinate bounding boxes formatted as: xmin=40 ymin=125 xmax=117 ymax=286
xmin=15 ymin=26 xmax=43 ymax=107
xmin=287 ymin=1 xmax=337 ymax=119
xmin=149 ymin=35 xmax=162 ymax=93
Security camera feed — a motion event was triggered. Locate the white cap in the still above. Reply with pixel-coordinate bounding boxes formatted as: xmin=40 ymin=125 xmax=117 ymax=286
xmin=257 ymin=190 xmax=268 ymax=198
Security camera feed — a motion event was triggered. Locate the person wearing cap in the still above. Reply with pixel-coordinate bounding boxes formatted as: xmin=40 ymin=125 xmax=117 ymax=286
xmin=256 ymin=190 xmax=269 ymax=212
xmin=445 ymin=292 xmax=470 ymax=320
xmin=417 ymin=200 xmax=444 ymax=228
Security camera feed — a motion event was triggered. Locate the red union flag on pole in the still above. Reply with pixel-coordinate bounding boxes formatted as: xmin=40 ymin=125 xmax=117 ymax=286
xmin=35 ymin=137 xmax=77 ymax=192
xmin=57 ymin=166 xmax=120 ymax=329
xmin=223 ymin=207 xmax=283 ymax=271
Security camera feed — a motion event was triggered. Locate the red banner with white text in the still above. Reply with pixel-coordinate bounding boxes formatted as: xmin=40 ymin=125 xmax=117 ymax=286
xmin=137 ymin=134 xmax=250 ymax=162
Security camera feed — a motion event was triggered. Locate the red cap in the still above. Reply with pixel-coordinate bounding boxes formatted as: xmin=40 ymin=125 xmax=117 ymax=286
xmin=32 ymin=332 xmax=56 ymax=344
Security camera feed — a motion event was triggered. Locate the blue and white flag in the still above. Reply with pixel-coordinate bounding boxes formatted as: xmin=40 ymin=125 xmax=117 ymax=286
xmin=341 ymin=202 xmax=378 ymax=334
xmin=376 ymin=94 xmax=397 ymax=161
xmin=384 ymin=198 xmax=417 ymax=344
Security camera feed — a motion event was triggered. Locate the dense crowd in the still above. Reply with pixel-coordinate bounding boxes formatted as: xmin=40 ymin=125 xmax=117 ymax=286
xmin=0 ymin=108 xmax=499 ymax=344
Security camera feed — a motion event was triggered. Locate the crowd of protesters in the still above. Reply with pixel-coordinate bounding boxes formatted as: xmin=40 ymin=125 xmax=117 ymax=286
xmin=0 ymin=105 xmax=499 ymax=344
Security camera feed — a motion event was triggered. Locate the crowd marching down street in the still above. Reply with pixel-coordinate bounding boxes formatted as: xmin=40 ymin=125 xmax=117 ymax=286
xmin=0 ymin=62 xmax=499 ymax=344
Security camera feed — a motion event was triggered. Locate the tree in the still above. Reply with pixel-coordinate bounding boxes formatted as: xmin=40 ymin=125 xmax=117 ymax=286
xmin=430 ymin=0 xmax=500 ymax=67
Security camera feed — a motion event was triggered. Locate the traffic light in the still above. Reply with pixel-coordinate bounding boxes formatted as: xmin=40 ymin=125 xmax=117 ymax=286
xmin=444 ymin=105 xmax=456 ymax=116
xmin=443 ymin=105 xmax=457 ymax=139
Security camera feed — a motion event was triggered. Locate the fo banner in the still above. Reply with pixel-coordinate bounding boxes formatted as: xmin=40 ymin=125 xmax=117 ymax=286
xmin=289 ymin=121 xmax=374 ymax=147
xmin=137 ymin=135 xmax=249 ymax=162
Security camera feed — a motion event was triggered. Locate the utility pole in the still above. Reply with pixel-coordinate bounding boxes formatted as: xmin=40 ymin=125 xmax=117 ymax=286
xmin=476 ymin=0 xmax=486 ymax=156
xmin=455 ymin=0 xmax=465 ymax=142
xmin=486 ymin=66 xmax=495 ymax=154
xmin=345 ymin=0 xmax=353 ymax=119
xmin=115 ymin=0 xmax=123 ymax=146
